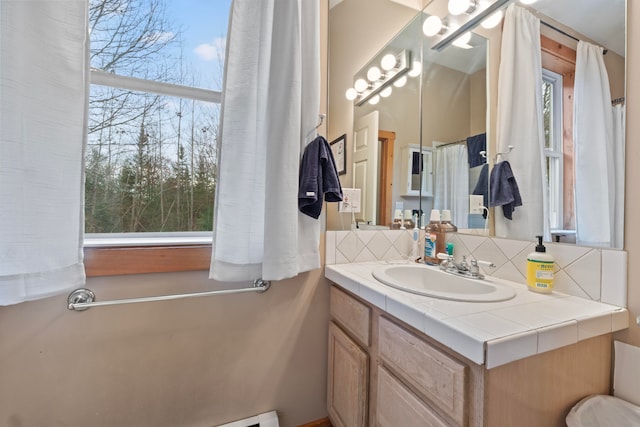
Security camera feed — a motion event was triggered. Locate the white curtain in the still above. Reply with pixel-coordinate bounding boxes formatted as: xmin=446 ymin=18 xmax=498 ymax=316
xmin=612 ymin=103 xmax=626 ymax=249
xmin=0 ymin=1 xmax=88 ymax=305
xmin=210 ymin=0 xmax=321 ymax=281
xmin=494 ymin=4 xmax=549 ymax=242
xmin=574 ymin=41 xmax=618 ymax=247
xmin=434 ymin=144 xmax=469 ymax=228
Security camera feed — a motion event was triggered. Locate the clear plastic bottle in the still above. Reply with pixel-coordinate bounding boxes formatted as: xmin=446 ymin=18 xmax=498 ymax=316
xmin=423 ymin=210 xmax=443 ymax=265
xmin=440 ymin=209 xmax=458 ymax=232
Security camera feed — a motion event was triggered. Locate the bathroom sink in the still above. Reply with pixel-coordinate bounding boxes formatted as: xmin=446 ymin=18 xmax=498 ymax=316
xmin=371 ymin=264 xmax=517 ymax=302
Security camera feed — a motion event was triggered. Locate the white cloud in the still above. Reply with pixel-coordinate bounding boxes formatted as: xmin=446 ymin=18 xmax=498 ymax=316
xmin=194 ymin=37 xmax=226 ymax=62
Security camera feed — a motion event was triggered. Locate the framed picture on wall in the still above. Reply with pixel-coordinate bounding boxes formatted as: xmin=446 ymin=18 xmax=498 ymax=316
xmin=330 ymin=134 xmax=346 ymax=175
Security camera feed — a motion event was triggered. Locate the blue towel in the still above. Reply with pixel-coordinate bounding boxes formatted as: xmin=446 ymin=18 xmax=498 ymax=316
xmin=298 ymin=136 xmax=343 ymax=219
xmin=489 ymin=161 xmax=522 ymax=220
xmin=466 ymin=133 xmax=486 ymax=168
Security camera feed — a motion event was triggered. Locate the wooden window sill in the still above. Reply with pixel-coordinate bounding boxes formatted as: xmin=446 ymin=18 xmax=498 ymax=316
xmin=84 ymin=245 xmax=211 ymax=277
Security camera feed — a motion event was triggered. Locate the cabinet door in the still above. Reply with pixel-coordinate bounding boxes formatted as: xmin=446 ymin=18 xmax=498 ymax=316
xmin=375 ymin=366 xmax=449 ymax=427
xmin=378 ymin=316 xmax=467 ymax=426
xmin=327 ymin=322 xmax=369 ymax=427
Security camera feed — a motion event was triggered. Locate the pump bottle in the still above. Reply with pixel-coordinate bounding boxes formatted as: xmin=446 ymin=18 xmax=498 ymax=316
xmin=423 ymin=210 xmax=443 ymax=265
xmin=526 ymin=236 xmax=555 ymax=293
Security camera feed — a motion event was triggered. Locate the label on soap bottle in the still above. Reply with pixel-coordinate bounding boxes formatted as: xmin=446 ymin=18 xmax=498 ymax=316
xmin=526 ymin=260 xmax=554 ymax=293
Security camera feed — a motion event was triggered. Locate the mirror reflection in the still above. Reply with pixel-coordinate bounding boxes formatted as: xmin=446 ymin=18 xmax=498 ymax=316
xmin=327 ymin=0 xmax=625 ymax=249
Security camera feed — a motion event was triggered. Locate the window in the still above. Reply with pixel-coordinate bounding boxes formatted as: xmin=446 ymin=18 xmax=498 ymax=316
xmin=542 ymin=69 xmax=563 ymax=230
xmin=85 ymin=0 xmax=230 ymax=275
xmin=540 ymin=34 xmax=577 ymax=237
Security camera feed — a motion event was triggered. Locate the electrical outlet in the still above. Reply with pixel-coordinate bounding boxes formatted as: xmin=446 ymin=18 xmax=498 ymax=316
xmin=469 ymin=195 xmax=484 ymax=214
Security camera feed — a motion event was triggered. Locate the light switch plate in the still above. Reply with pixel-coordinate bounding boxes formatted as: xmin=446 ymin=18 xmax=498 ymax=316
xmin=340 ymin=188 xmax=362 ymax=213
xmin=469 ymin=195 xmax=484 ymax=214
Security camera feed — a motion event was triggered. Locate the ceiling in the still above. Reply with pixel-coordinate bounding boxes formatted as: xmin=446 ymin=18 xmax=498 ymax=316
xmin=531 ymin=0 xmax=625 ymax=57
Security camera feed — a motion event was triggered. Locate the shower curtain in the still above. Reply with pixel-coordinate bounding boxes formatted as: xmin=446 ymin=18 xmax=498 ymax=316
xmin=434 ymin=144 xmax=469 ymax=228
xmin=612 ymin=103 xmax=626 ymax=249
xmin=494 ymin=4 xmax=549 ymax=242
xmin=574 ymin=40 xmax=620 ymax=248
xmin=210 ymin=0 xmax=321 ymax=281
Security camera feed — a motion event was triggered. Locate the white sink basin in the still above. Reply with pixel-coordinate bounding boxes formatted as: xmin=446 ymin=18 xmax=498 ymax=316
xmin=372 ymin=264 xmax=517 ymax=302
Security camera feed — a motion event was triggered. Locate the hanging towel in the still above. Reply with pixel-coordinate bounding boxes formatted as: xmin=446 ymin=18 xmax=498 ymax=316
xmin=472 ymin=163 xmax=489 ymax=219
xmin=466 ymin=133 xmax=487 ymax=168
xmin=489 ymin=161 xmax=522 ymax=220
xmin=299 ymin=136 xmax=343 ymax=219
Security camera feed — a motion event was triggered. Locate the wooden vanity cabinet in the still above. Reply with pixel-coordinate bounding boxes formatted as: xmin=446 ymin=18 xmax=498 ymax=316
xmin=327 ymin=285 xmax=612 ymax=427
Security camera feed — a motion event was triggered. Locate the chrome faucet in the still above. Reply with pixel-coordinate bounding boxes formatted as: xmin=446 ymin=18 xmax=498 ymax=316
xmin=436 ymin=253 xmax=495 ymax=279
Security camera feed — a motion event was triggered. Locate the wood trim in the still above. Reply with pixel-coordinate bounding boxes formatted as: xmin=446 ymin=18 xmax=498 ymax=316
xmin=378 ymin=130 xmax=396 ymax=227
xmin=541 ymin=34 xmax=576 ymax=72
xmin=84 ymin=245 xmax=211 ymax=277
xmin=298 ymin=418 xmax=332 ymax=427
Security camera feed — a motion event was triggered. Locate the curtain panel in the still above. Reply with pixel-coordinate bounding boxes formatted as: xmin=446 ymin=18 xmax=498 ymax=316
xmin=0 ymin=1 xmax=88 ymax=305
xmin=210 ymin=0 xmax=321 ymax=282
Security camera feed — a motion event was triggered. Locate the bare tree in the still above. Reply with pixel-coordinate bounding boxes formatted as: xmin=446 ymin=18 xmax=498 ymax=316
xmin=85 ymin=0 xmax=222 ymax=233
xmin=88 ymin=0 xmax=180 ymax=135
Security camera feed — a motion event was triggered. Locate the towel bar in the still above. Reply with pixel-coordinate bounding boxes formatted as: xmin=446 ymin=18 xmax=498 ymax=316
xmin=67 ymin=279 xmax=270 ymax=311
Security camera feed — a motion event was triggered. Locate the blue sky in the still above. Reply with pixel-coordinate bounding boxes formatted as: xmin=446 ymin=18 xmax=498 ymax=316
xmin=165 ymin=0 xmax=232 ymax=90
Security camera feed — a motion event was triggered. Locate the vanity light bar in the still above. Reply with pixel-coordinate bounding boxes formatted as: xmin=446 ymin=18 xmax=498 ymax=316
xmin=432 ymin=0 xmax=513 ymax=52
xmin=354 ymin=49 xmax=411 ymax=107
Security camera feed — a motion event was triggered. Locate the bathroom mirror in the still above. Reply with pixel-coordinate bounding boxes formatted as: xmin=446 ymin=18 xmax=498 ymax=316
xmin=327 ymin=0 xmax=626 ymax=249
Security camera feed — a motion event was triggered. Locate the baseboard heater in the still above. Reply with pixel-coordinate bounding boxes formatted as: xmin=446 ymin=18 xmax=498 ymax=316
xmin=216 ymin=410 xmax=279 ymax=427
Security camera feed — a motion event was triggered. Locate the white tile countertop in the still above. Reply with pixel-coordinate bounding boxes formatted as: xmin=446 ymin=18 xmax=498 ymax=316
xmin=325 ymin=260 xmax=629 ymax=369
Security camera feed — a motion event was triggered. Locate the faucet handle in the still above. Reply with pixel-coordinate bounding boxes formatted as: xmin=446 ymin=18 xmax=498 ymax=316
xmin=475 ymin=259 xmax=496 ymax=268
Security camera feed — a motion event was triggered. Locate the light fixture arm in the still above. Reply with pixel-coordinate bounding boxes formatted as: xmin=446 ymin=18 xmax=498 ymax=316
xmin=354 ymin=49 xmax=411 ymax=107
xmin=432 ymin=0 xmax=513 ymax=52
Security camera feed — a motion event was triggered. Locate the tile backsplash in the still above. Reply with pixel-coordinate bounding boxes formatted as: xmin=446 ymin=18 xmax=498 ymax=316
xmin=325 ymin=230 xmax=627 ymax=307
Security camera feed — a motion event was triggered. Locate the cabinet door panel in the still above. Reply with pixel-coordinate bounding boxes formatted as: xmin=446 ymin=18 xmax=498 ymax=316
xmin=327 ymin=322 xmax=368 ymax=427
xmin=378 ymin=316 xmax=467 ymax=426
xmin=330 ymin=286 xmax=370 ymax=346
xmin=376 ymin=366 xmax=449 ymax=427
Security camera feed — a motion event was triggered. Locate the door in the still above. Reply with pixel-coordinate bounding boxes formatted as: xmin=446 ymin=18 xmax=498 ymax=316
xmin=352 ymin=110 xmax=379 ymax=224
xmin=327 ymin=322 xmax=368 ymax=427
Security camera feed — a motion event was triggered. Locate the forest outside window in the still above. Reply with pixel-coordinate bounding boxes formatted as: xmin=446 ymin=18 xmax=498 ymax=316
xmin=85 ymin=0 xmax=230 ymax=275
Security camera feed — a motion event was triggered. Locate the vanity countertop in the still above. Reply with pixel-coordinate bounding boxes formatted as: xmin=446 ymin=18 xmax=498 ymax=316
xmin=325 ymin=261 xmax=629 ymax=368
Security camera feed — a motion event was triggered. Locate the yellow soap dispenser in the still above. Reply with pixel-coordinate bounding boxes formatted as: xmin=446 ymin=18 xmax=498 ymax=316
xmin=526 ymin=236 xmax=554 ymax=293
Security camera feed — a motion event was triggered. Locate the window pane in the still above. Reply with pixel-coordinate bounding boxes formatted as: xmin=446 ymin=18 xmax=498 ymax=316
xmin=543 ymin=80 xmax=552 ymax=149
xmin=546 ymin=156 xmax=561 ymax=229
xmin=86 ymin=86 xmax=219 ymax=233
xmin=89 ymin=0 xmax=229 ymax=90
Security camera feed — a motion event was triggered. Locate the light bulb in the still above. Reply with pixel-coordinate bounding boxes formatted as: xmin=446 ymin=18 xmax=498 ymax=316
xmin=354 ymin=78 xmax=368 ymax=92
xmin=481 ymin=10 xmax=503 ymax=29
xmin=448 ymin=0 xmax=475 ymax=16
xmin=345 ymin=88 xmax=358 ymax=101
xmin=367 ymin=66 xmax=382 ymax=82
xmin=393 ymin=75 xmax=407 ymax=88
xmin=408 ymin=60 xmax=422 ymax=77
xmin=423 ymin=16 xmax=444 ymax=37
xmin=381 ymin=53 xmax=397 ymax=71
xmin=380 ymin=86 xmax=392 ymax=98
xmin=368 ymin=95 xmax=380 ymax=105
